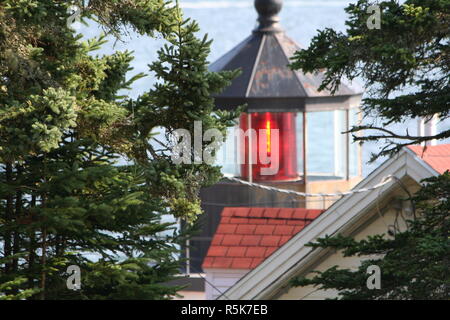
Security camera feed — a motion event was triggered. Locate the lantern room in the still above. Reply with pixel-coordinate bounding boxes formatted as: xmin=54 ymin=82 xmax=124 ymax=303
xmin=190 ymin=0 xmax=364 ymax=272
xmin=211 ymin=0 xmax=363 ymax=190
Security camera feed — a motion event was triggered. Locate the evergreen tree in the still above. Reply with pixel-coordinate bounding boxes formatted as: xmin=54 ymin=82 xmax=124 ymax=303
xmin=0 ymin=0 xmax=237 ymax=299
xmin=289 ymin=0 xmax=449 ymax=299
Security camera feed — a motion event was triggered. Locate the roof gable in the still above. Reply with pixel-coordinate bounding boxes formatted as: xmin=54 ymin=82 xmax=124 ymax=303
xmin=219 ymin=147 xmax=440 ymax=300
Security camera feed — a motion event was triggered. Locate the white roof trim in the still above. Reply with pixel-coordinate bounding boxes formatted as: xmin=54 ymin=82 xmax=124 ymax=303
xmin=219 ymin=149 xmax=438 ymax=300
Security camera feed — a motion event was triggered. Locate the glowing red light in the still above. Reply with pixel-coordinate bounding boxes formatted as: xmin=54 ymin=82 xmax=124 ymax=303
xmin=266 ymin=119 xmax=271 ymax=155
xmin=240 ymin=112 xmax=298 ymax=181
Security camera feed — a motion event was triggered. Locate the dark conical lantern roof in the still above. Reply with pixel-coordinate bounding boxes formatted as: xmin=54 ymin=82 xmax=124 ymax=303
xmin=210 ymin=0 xmax=363 ymax=112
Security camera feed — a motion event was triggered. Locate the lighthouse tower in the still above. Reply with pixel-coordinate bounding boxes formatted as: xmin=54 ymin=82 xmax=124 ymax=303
xmin=189 ymin=0 xmax=364 ymax=273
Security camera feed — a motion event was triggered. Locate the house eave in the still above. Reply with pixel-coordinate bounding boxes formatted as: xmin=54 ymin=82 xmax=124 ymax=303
xmin=218 ymin=149 xmax=439 ymax=300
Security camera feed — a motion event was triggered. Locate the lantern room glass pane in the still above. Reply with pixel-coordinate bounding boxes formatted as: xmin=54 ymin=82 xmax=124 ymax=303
xmin=295 ymin=114 xmax=304 ymax=178
xmin=334 ymin=110 xmax=347 ymax=178
xmin=349 ymin=108 xmax=361 ymax=177
xmin=216 ymin=123 xmax=240 ymax=176
xmin=305 ymin=110 xmax=349 ymax=179
xmin=307 ymin=111 xmax=335 ymax=177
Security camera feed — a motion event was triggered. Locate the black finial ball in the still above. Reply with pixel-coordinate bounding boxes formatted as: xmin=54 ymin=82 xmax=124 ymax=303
xmin=255 ymin=0 xmax=283 ymax=18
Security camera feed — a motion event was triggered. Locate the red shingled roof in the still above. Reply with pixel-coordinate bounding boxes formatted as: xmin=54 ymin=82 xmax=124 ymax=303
xmin=408 ymin=144 xmax=450 ymax=174
xmin=202 ymin=207 xmax=324 ymax=270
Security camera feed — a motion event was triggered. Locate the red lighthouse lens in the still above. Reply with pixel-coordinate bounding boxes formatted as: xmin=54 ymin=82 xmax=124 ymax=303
xmin=240 ymin=112 xmax=298 ymax=181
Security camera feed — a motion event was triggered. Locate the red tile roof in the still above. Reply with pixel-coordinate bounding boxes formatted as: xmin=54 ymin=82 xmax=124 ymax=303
xmin=202 ymin=207 xmax=324 ymax=270
xmin=408 ymin=144 xmax=450 ymax=174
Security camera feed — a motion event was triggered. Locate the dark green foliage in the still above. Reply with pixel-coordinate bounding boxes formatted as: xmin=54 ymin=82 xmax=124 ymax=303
xmin=1 ymin=0 xmax=237 ymax=299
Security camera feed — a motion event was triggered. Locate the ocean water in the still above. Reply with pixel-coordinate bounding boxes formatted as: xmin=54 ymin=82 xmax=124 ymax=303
xmin=77 ymin=0 xmax=449 ymax=177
